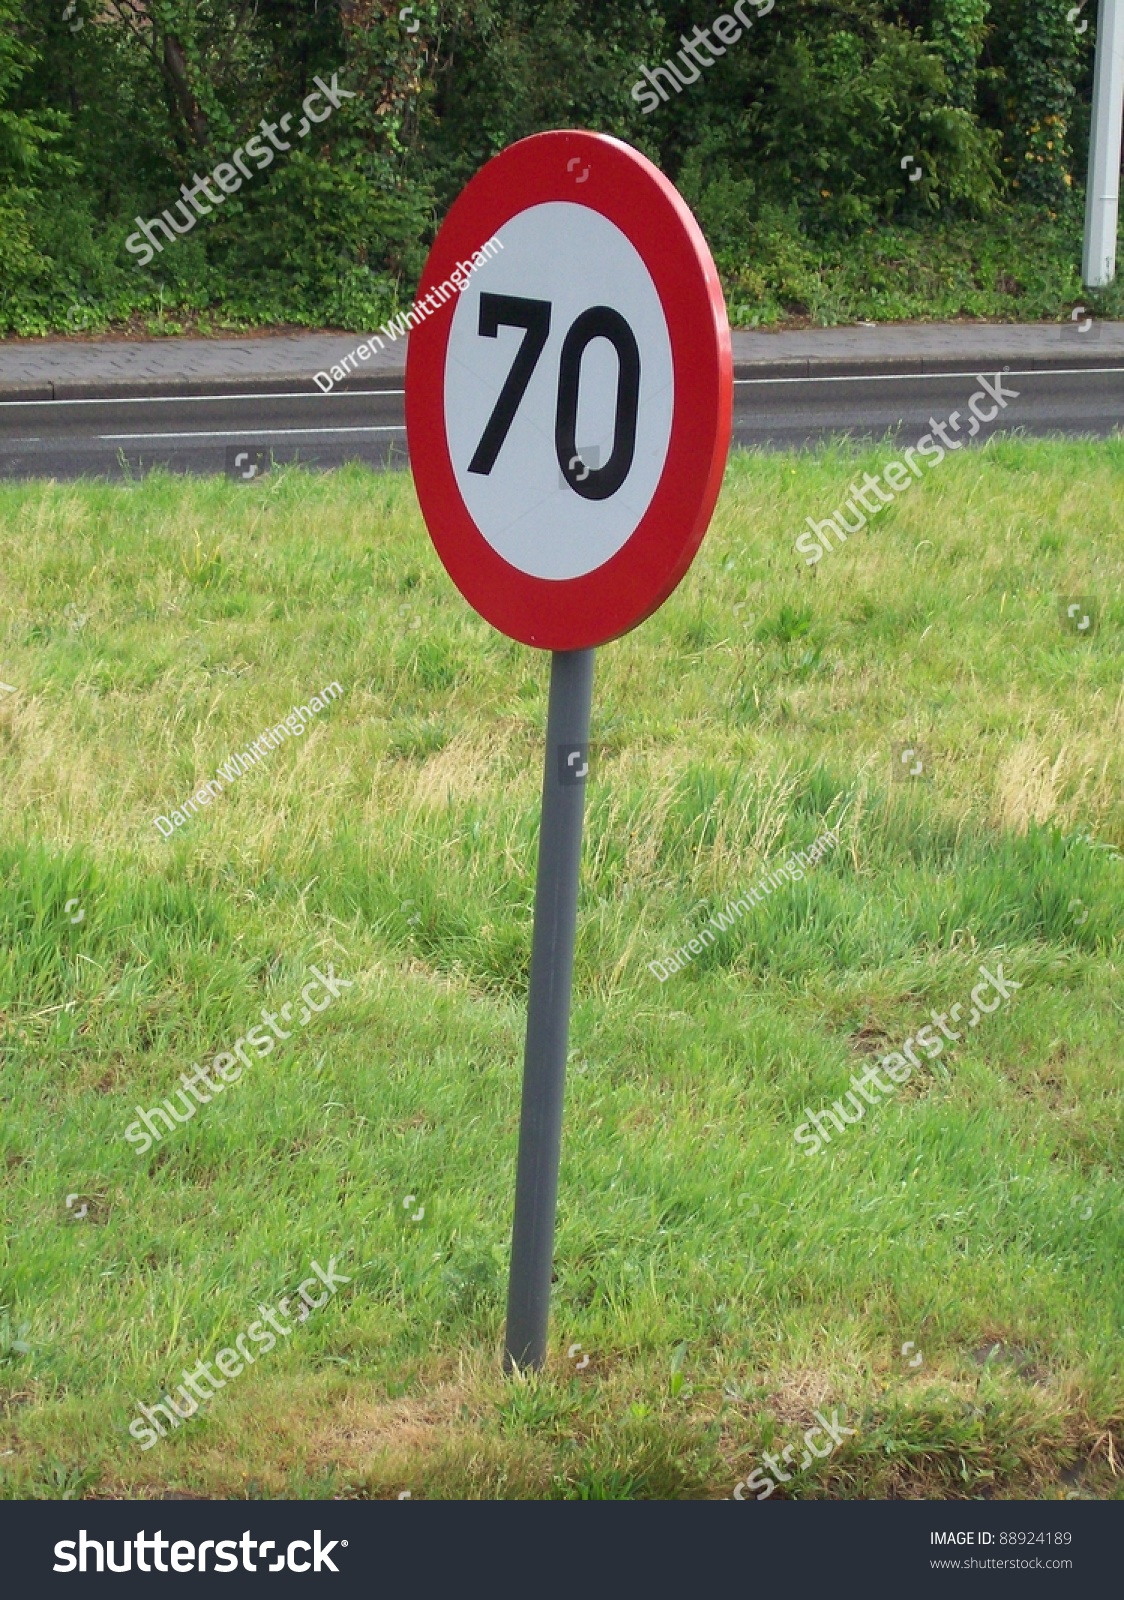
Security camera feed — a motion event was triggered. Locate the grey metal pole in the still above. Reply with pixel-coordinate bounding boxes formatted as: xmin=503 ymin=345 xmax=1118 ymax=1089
xmin=1083 ymin=0 xmax=1124 ymax=287
xmin=504 ymin=647 xmax=595 ymax=1373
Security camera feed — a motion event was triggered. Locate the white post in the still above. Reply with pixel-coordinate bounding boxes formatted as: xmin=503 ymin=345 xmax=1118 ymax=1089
xmin=1083 ymin=0 xmax=1124 ymax=287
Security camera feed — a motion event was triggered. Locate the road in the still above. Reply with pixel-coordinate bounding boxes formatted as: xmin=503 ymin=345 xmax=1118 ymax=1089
xmin=0 ymin=364 xmax=1120 ymax=480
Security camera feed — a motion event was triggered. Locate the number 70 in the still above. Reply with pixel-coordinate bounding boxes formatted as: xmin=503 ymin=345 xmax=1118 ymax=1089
xmin=467 ymin=293 xmax=641 ymax=500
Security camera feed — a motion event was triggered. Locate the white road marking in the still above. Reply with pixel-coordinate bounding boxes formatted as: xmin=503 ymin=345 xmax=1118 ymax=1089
xmin=0 ymin=366 xmax=1120 ymax=413
xmin=98 ymin=425 xmax=407 ymax=441
xmin=733 ymin=366 xmax=1124 ymax=386
xmin=1 ymin=389 xmax=404 ymax=408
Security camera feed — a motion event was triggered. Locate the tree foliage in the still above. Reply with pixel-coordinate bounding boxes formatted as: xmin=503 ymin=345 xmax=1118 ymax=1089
xmin=0 ymin=0 xmax=1106 ymax=333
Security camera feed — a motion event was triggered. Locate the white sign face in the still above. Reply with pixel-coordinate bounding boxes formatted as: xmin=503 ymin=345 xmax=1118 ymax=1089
xmin=443 ymin=202 xmax=674 ymax=582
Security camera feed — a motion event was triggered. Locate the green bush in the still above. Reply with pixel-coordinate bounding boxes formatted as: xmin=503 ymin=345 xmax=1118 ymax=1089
xmin=0 ymin=0 xmax=1111 ymax=335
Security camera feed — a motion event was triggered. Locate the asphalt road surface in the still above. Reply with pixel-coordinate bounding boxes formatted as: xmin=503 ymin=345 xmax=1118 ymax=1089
xmin=1 ymin=365 xmax=1121 ymax=481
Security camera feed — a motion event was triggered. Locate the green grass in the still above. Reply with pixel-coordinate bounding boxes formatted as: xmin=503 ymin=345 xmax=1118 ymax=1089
xmin=0 ymin=437 xmax=1121 ymax=1501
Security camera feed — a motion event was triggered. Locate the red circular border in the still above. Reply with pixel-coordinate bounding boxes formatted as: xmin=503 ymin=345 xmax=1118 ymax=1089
xmin=405 ymin=130 xmax=732 ymax=651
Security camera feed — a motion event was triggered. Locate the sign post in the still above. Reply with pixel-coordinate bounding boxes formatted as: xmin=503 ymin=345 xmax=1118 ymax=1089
xmin=405 ymin=129 xmax=732 ymax=1370
xmin=504 ymin=646 xmax=594 ymax=1371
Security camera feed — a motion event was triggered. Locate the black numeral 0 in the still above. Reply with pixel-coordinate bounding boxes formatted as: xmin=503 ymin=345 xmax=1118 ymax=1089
xmin=467 ymin=293 xmax=641 ymax=500
xmin=555 ymin=307 xmax=640 ymax=500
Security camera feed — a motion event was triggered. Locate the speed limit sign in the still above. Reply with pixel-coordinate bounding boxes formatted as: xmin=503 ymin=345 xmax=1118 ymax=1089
xmin=406 ymin=129 xmax=732 ymax=650
xmin=406 ymin=130 xmax=731 ymax=1375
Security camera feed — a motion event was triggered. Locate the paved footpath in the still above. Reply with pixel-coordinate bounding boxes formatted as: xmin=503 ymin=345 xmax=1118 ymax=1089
xmin=1 ymin=321 xmax=1122 ymax=401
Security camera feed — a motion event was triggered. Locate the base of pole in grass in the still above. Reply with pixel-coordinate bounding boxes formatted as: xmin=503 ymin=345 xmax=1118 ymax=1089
xmin=503 ymin=647 xmax=595 ymax=1373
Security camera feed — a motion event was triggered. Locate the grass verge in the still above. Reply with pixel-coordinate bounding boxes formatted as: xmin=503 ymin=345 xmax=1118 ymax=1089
xmin=0 ymin=437 xmax=1121 ymax=1499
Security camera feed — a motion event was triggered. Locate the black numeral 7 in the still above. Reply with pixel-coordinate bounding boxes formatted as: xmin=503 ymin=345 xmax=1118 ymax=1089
xmin=467 ymin=294 xmax=551 ymax=476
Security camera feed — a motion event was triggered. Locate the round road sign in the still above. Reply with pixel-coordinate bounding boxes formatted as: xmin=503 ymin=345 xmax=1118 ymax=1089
xmin=405 ymin=129 xmax=732 ymax=651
